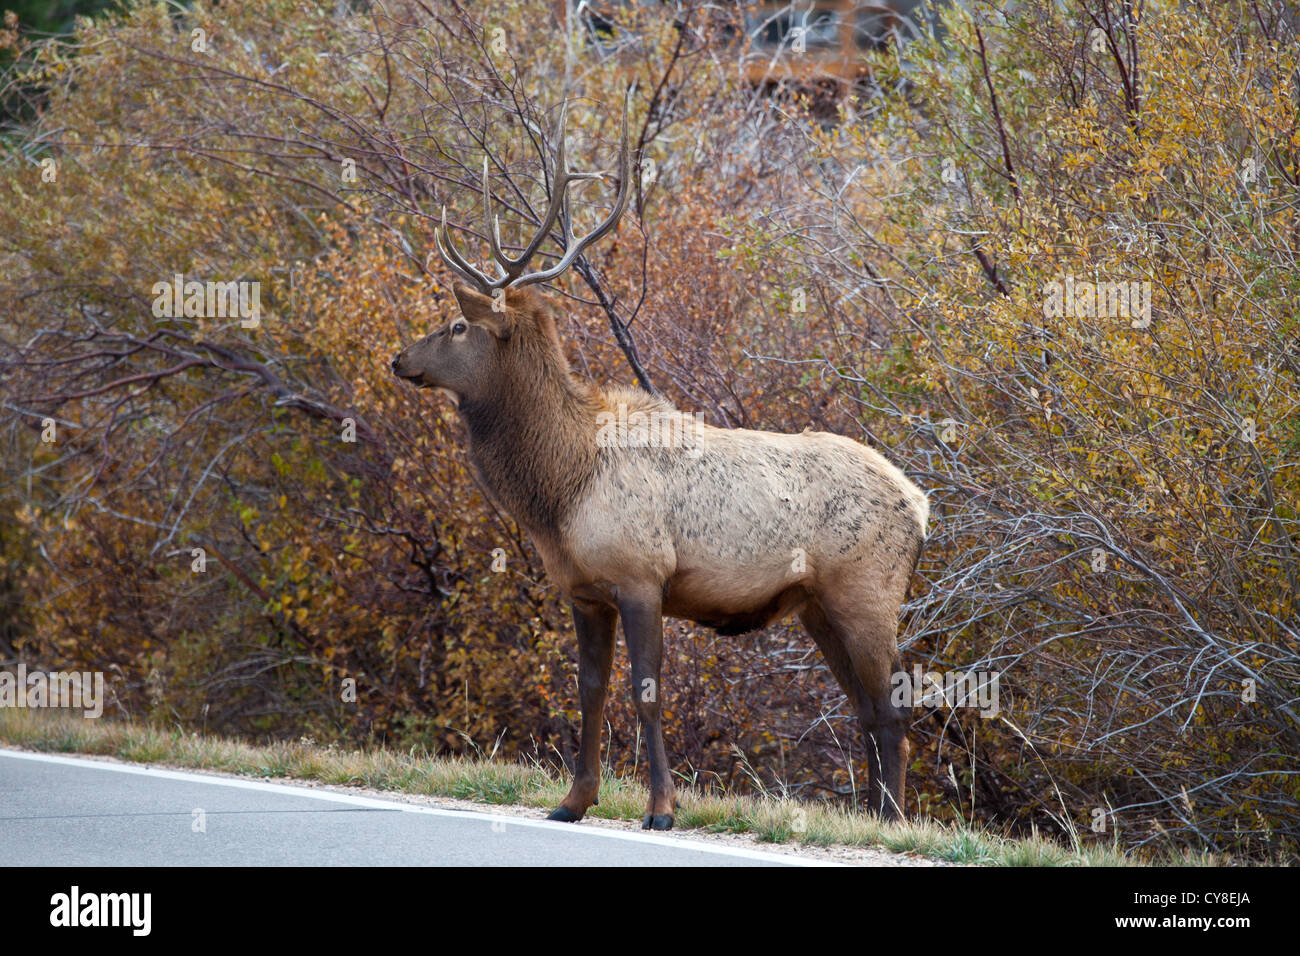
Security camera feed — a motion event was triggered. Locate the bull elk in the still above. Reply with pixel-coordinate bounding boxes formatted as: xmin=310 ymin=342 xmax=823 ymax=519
xmin=392 ymin=97 xmax=929 ymax=828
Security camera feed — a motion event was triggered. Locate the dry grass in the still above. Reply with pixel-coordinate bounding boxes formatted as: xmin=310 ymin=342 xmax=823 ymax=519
xmin=0 ymin=709 xmax=1230 ymax=866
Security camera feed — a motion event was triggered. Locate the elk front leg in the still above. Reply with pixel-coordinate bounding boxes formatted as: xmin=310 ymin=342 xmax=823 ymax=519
xmin=548 ymin=599 xmax=617 ymax=823
xmin=618 ymin=586 xmax=676 ymax=830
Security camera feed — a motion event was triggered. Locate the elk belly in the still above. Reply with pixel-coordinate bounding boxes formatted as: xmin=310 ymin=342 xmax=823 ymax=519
xmin=664 ymin=563 xmax=812 ymax=635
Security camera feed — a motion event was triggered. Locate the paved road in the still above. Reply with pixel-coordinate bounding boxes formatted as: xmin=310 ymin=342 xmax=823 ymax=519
xmin=0 ymin=749 xmax=828 ymax=866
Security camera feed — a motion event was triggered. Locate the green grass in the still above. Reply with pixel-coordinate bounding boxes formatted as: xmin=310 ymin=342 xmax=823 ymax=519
xmin=0 ymin=708 xmax=1225 ymax=866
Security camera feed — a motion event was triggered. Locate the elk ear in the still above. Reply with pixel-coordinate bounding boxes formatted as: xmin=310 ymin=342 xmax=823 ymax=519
xmin=452 ymin=283 xmax=513 ymax=340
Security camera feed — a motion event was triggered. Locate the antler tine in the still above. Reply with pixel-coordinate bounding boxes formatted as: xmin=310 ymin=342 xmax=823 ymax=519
xmin=511 ymin=90 xmax=631 ymax=289
xmin=490 ymin=100 xmax=589 ymax=280
xmin=481 ymin=157 xmax=510 ymax=284
xmin=433 ymin=205 xmax=500 ymax=294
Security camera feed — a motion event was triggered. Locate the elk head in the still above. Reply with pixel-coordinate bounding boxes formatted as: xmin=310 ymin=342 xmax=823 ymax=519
xmin=391 ymin=96 xmax=631 ymax=406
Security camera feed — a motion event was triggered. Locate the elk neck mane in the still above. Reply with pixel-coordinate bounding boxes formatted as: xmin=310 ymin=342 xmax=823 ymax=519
xmin=456 ymin=301 xmax=670 ymax=539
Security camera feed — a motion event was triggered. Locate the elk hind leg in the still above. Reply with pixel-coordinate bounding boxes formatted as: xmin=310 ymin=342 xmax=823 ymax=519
xmin=806 ymin=596 xmax=910 ymax=820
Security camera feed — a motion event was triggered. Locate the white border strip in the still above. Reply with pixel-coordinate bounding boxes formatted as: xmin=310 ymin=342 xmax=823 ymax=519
xmin=0 ymin=748 xmax=843 ymax=867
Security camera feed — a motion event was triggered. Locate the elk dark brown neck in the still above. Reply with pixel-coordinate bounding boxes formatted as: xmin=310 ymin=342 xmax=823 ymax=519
xmin=458 ymin=345 xmax=598 ymax=539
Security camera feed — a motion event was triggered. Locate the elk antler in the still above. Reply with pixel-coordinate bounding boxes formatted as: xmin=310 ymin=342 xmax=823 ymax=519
xmin=433 ymin=92 xmax=632 ymax=294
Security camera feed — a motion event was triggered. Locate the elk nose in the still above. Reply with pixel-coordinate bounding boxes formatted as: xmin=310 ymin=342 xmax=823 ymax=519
xmin=390 ymin=355 xmax=400 ymax=372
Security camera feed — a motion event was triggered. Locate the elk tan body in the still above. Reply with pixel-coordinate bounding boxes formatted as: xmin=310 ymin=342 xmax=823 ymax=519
xmin=562 ymin=387 xmax=927 ymax=638
xmin=392 ymin=98 xmax=928 ymax=828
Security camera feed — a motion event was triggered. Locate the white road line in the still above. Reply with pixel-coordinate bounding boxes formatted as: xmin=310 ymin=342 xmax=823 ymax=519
xmin=0 ymin=747 xmax=843 ymax=866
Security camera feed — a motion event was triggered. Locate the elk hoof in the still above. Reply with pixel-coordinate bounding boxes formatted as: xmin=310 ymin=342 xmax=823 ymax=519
xmin=641 ymin=813 xmax=674 ymax=831
xmin=547 ymin=806 xmax=583 ymax=823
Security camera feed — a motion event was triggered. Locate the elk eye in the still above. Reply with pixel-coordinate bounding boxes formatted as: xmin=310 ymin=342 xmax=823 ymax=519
xmin=451 ymin=321 xmax=467 ymax=336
